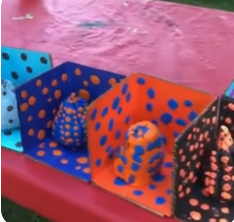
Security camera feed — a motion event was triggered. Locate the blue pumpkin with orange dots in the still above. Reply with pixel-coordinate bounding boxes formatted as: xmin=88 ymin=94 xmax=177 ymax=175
xmin=52 ymin=93 xmax=87 ymax=148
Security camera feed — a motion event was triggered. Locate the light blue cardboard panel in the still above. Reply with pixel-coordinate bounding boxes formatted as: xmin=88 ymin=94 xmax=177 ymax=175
xmin=1 ymin=129 xmax=23 ymax=152
xmin=224 ymin=80 xmax=234 ymax=99
xmin=1 ymin=46 xmax=53 ymax=152
xmin=1 ymin=46 xmax=53 ymax=87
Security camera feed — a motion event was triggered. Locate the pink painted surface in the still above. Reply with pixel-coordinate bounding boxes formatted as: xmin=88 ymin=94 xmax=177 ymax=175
xmin=2 ymin=0 xmax=234 ymax=221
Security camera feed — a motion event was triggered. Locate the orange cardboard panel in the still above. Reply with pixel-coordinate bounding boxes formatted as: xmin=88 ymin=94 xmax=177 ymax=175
xmin=88 ymin=73 xmax=215 ymax=216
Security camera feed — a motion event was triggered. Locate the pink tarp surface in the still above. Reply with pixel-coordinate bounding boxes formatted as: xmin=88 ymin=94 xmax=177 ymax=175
xmin=2 ymin=0 xmax=234 ymax=221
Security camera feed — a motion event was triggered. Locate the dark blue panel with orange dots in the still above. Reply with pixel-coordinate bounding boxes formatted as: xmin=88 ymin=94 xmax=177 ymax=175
xmin=88 ymin=73 xmax=215 ymax=216
xmin=15 ymin=62 xmax=125 ymax=182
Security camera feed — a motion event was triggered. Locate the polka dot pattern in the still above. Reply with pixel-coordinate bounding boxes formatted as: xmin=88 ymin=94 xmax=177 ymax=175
xmin=88 ymin=74 xmax=215 ymax=217
xmin=1 ymin=47 xmax=53 ymax=152
xmin=174 ymin=98 xmax=234 ymax=222
xmin=15 ymin=62 xmax=125 ymax=180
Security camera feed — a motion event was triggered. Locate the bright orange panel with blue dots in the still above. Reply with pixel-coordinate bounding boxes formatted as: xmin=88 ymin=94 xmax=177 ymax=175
xmin=88 ymin=73 xmax=215 ymax=216
xmin=15 ymin=62 xmax=125 ymax=182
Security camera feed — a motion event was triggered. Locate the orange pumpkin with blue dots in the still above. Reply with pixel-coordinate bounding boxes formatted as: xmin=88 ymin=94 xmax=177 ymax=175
xmin=114 ymin=121 xmax=165 ymax=187
xmin=52 ymin=93 xmax=87 ymax=147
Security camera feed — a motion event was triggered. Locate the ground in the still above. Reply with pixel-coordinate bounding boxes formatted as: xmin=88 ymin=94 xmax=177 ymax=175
xmin=2 ymin=0 xmax=234 ymax=221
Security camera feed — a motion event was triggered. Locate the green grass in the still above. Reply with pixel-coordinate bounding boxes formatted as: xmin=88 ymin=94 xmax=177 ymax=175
xmin=2 ymin=1 xmax=233 ymax=221
xmin=164 ymin=0 xmax=234 ymax=11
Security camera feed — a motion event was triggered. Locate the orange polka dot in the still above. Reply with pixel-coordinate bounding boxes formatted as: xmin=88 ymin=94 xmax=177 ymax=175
xmin=221 ymin=207 xmax=229 ymax=214
xmin=78 ymin=89 xmax=90 ymax=101
xmin=83 ymin=81 xmax=88 ymax=86
xmin=38 ymin=110 xmax=46 ymax=118
xmin=37 ymin=150 xmax=45 ymax=156
xmin=209 ymin=219 xmax=216 ymax=222
xmin=52 ymin=79 xmax=58 ymax=87
xmin=65 ymin=132 xmax=70 ymax=136
xmin=74 ymin=132 xmax=79 ymax=136
xmin=90 ymin=75 xmax=100 ymax=85
xmin=54 ymin=90 xmax=62 ymax=99
xmin=53 ymin=150 xmax=62 ymax=156
xmin=109 ymin=78 xmax=116 ymax=86
xmin=20 ymin=103 xmax=29 ymax=112
xmin=75 ymin=68 xmax=81 ymax=76
xmin=28 ymin=96 xmax=36 ymax=105
xmin=65 ymin=124 xmax=71 ymax=129
xmin=227 ymin=103 xmax=234 ymax=111
xmin=36 ymin=79 xmax=42 ymax=87
xmin=65 ymin=117 xmax=71 ymax=122
xmin=83 ymin=167 xmax=90 ymax=173
xmin=38 ymin=130 xmax=46 ymax=140
xmin=49 ymin=141 xmax=58 ymax=147
xmin=186 ymin=188 xmax=191 ymax=194
xmin=77 ymin=157 xmax=88 ymax=164
xmin=189 ymin=198 xmax=199 ymax=206
xmin=65 ymin=138 xmax=73 ymax=144
xmin=190 ymin=211 xmax=201 ymax=221
xmin=61 ymin=159 xmax=68 ymax=164
xmin=42 ymin=87 xmax=49 ymax=95
xmin=179 ymin=192 xmax=184 ymax=198
xmin=225 ymin=117 xmax=232 ymax=124
xmin=61 ymin=73 xmax=68 ymax=82
xmin=21 ymin=90 xmax=28 ymax=98
xmin=219 ymin=219 xmax=228 ymax=222
xmin=27 ymin=116 xmax=33 ymax=122
xmin=200 ymin=204 xmax=210 ymax=210
xmin=47 ymin=120 xmax=53 ymax=128
xmin=28 ymin=129 xmax=35 ymax=136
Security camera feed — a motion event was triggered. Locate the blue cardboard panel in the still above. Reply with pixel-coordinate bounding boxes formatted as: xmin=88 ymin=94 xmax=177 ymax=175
xmin=1 ymin=46 xmax=53 ymax=152
xmin=15 ymin=62 xmax=125 ymax=181
xmin=224 ymin=79 xmax=234 ymax=99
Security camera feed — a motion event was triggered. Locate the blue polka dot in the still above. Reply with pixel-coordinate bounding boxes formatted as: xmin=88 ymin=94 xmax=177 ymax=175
xmin=146 ymin=103 xmax=153 ymax=111
xmin=118 ymin=107 xmax=122 ymax=115
xmin=108 ymin=149 xmax=114 ymax=158
xmin=106 ymin=145 xmax=111 ymax=153
xmin=115 ymin=130 xmax=121 ymax=139
xmin=161 ymin=136 xmax=168 ymax=144
xmin=160 ymin=113 xmax=172 ymax=125
xmin=125 ymin=116 xmax=131 ymax=124
xmin=188 ymin=111 xmax=198 ymax=121
xmin=147 ymin=138 xmax=162 ymax=151
xmin=137 ymin=77 xmax=145 ymax=85
xmin=101 ymin=107 xmax=108 ymax=117
xmin=147 ymin=88 xmax=155 ymax=99
xmin=100 ymin=135 xmax=107 ymax=146
xmin=114 ymin=177 xmax=126 ymax=186
xmin=184 ymin=100 xmax=193 ymax=107
xmin=167 ymin=189 xmax=172 ymax=195
xmin=173 ymin=132 xmax=179 ymax=138
xmin=151 ymin=119 xmax=158 ymax=125
xmin=152 ymin=173 xmax=166 ymax=182
xmin=168 ymin=99 xmax=178 ymax=111
xmin=149 ymin=184 xmax=156 ymax=190
xmin=120 ymin=155 xmax=127 ymax=164
xmin=116 ymin=146 xmax=121 ymax=157
xmin=131 ymin=162 xmax=140 ymax=171
xmin=90 ymin=108 xmax=97 ymax=120
xmin=149 ymin=153 xmax=164 ymax=164
xmin=125 ymin=92 xmax=131 ymax=102
xmin=95 ymin=122 xmax=101 ymax=131
xmin=108 ymin=119 xmax=114 ymax=131
xmin=128 ymin=175 xmax=135 ymax=184
xmin=117 ymin=165 xmax=124 ymax=173
xmin=134 ymin=145 xmax=145 ymax=155
xmin=95 ymin=159 xmax=102 ymax=167
xmin=155 ymin=197 xmax=165 ymax=205
xmin=175 ymin=118 xmax=187 ymax=126
xmin=132 ymin=154 xmax=142 ymax=163
xmin=112 ymin=97 xmax=120 ymax=110
xmin=122 ymin=84 xmax=128 ymax=95
xmin=133 ymin=190 xmax=143 ymax=196
xmin=164 ymin=162 xmax=173 ymax=168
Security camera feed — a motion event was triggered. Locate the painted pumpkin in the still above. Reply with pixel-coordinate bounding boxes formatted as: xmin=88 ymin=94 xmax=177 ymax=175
xmin=52 ymin=93 xmax=87 ymax=147
xmin=114 ymin=121 xmax=165 ymax=187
